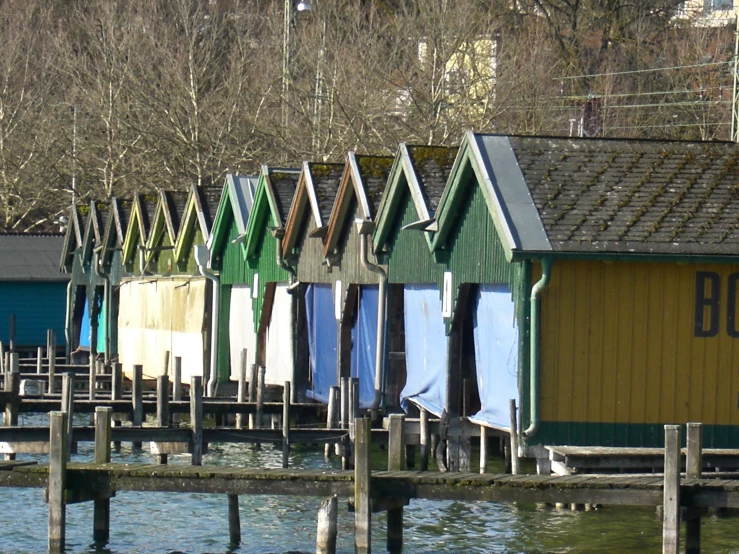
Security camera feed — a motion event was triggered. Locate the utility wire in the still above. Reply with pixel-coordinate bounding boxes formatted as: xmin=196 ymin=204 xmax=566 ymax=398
xmin=606 ymin=122 xmax=730 ymax=131
xmin=558 ymin=61 xmax=732 ymax=80
xmin=559 ymin=85 xmax=731 ymax=101
xmin=605 ymin=100 xmax=731 ymax=109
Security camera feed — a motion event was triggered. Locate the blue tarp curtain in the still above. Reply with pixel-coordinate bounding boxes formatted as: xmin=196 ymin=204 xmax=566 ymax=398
xmin=305 ymin=284 xmax=337 ymax=403
xmin=400 ymin=285 xmax=447 ymax=416
xmin=79 ymin=297 xmax=91 ymax=349
xmin=351 ymin=285 xmax=379 ymax=409
xmin=471 ymin=284 xmax=518 ymax=428
xmin=96 ymin=296 xmax=106 ymax=354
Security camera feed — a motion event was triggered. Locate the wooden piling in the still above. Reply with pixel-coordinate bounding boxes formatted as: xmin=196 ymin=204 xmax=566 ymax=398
xmin=48 ymin=329 xmax=56 ymax=370
xmin=419 ymin=408 xmax=430 ymax=471
xmin=156 ymin=375 xmax=170 ymax=465
xmin=480 ymin=425 xmax=488 ymax=474
xmin=132 ymin=364 xmax=143 ymax=449
xmin=48 ymin=411 xmax=67 ymax=553
xmin=0 ymin=341 xmax=4 ymax=374
xmin=111 ymin=363 xmax=122 ymax=451
xmin=316 ymin=495 xmax=338 ymax=554
xmin=61 ymin=373 xmax=75 ymax=461
xmin=93 ymin=407 xmax=112 ymax=543
xmin=510 ymin=399 xmax=520 ymax=475
xmin=354 ymin=417 xmax=371 ymax=554
xmin=236 ymin=350 xmax=247 ymax=429
xmin=37 ymin=347 xmax=43 ymax=374
xmin=325 ymin=385 xmax=339 ymax=458
xmin=662 ymin=424 xmax=681 ymax=554
xmin=282 ymin=381 xmax=291 ymax=469
xmin=190 ymin=376 xmax=203 ymax=465
xmin=48 ymin=341 xmax=56 ymax=394
xmin=88 ymin=354 xmax=97 ymax=401
xmin=685 ymin=422 xmax=703 ymax=554
xmin=3 ymin=356 xmax=19 ymax=460
xmin=162 ymin=350 xmax=170 ymax=376
xmin=9 ymin=314 xmax=15 ymax=353
xmin=173 ymin=357 xmax=182 ymax=402
xmin=387 ymin=414 xmax=405 ymax=554
xmin=248 ymin=363 xmax=258 ymax=430
xmin=340 ymin=377 xmax=349 ymax=429
xmin=255 ymin=366 xmax=265 ymax=431
xmin=228 ymin=494 xmax=240 ymax=547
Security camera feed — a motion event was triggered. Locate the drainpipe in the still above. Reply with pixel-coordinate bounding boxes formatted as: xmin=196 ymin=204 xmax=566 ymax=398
xmin=65 ymin=280 xmax=73 ymax=360
xmin=195 ymin=245 xmax=219 ymax=397
xmin=357 ymin=223 xmax=387 ymax=413
xmin=524 ymin=257 xmax=553 ymax=438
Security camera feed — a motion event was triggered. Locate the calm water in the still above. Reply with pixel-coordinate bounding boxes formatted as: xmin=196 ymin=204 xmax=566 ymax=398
xmin=2 ymin=414 xmax=739 ymax=553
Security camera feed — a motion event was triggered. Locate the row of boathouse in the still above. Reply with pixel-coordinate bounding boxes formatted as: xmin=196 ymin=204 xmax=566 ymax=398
xmin=52 ymin=131 xmax=739 ymax=461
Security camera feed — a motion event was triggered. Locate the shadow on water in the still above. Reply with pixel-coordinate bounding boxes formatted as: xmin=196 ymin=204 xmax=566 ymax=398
xmin=3 ymin=414 xmax=739 ymax=552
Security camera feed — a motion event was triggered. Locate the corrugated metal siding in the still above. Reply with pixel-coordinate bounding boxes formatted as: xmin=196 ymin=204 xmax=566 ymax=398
xmin=0 ymin=282 xmax=68 ymax=346
xmin=216 ymin=284 xmax=232 ymax=383
xmin=539 ymin=260 xmax=739 ymax=437
xmin=385 ymin=188 xmax=442 ymax=285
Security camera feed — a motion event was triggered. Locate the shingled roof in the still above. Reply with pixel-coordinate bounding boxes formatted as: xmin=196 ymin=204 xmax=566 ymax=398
xmin=0 ymin=234 xmax=68 ymax=281
xmin=405 ymin=145 xmax=458 ymax=216
xmin=268 ymin=169 xmax=301 ymax=226
xmin=437 ymin=132 xmax=739 ymax=259
xmin=510 ymin=136 xmax=739 ymax=255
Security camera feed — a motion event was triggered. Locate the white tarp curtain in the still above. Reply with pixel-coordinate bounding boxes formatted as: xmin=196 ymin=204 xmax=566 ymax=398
xmin=118 ymin=278 xmax=206 ymax=382
xmin=470 ymin=284 xmax=519 ymax=429
xmin=400 ymin=285 xmax=447 ymax=416
xmin=264 ymin=283 xmax=294 ymax=387
xmin=228 ymin=285 xmax=256 ymax=381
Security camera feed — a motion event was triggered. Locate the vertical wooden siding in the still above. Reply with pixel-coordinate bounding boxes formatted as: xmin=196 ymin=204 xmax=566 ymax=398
xmin=0 ymin=282 xmax=68 ymax=346
xmin=540 ymin=260 xmax=739 ymax=431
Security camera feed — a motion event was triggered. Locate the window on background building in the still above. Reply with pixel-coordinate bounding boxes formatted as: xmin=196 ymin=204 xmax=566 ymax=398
xmin=706 ymin=0 xmax=733 ymax=10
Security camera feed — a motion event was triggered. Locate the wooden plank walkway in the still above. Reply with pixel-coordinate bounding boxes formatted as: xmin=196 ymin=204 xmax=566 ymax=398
xmin=4 ymin=461 xmax=739 ymax=509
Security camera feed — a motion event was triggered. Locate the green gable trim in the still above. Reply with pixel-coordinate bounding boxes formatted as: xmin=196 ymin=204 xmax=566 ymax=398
xmin=373 ymin=144 xmax=434 ymax=255
xmin=534 ymin=421 xmax=739 ymax=449
xmin=244 ymin=182 xmax=272 ymax=259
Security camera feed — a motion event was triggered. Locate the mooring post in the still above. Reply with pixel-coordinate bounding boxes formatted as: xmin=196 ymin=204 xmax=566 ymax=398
xmin=510 ymin=399 xmax=520 ymax=475
xmin=9 ymin=314 xmax=15 ymax=353
xmin=340 ymin=377 xmax=349 ymax=429
xmin=354 ymin=417 xmax=371 ymax=554
xmin=37 ymin=347 xmax=43 ymax=374
xmin=228 ymin=493 xmax=240 ymax=547
xmin=419 ymin=408 xmax=430 ymax=471
xmin=156 ymin=374 xmax=170 ymax=465
xmin=3 ymin=355 xmax=19 ymax=460
xmin=162 ymin=350 xmax=170 ymax=377
xmin=132 ymin=364 xmax=143 ymax=449
xmin=282 ymin=381 xmax=291 ymax=468
xmin=190 ymin=376 xmax=203 ymax=465
xmin=88 ymin=353 xmax=97 ymax=401
xmin=46 ymin=329 xmax=52 ymax=362
xmin=236 ymin=350 xmax=247 ymax=429
xmin=111 ymin=362 xmax=122 ymax=451
xmin=316 ymin=494 xmax=338 ymax=554
xmin=173 ymin=356 xmax=182 ymax=401
xmin=480 ymin=425 xmax=489 ymax=474
xmin=93 ymin=407 xmax=112 ymax=544
xmin=0 ymin=341 xmax=4 ymax=374
xmin=49 ymin=329 xmax=57 ymax=368
xmin=254 ymin=366 xmax=265 ymax=449
xmin=347 ymin=377 xmax=359 ymax=469
xmin=663 ymin=424 xmax=681 ymax=554
xmin=387 ymin=414 xmax=405 ymax=553
xmin=325 ymin=385 xmax=339 ymax=458
xmin=48 ymin=411 xmax=68 ymax=554
xmin=61 ymin=373 xmax=75 ymax=461
xmin=685 ymin=422 xmax=703 ymax=554
xmin=248 ymin=363 xmax=258 ymax=430
xmin=48 ymin=339 xmax=57 ymax=394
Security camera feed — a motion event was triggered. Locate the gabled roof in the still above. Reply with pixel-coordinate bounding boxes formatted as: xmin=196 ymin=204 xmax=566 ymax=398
xmin=1 ymin=234 xmax=68 ymax=282
xmin=100 ymin=197 xmax=133 ymax=269
xmin=60 ymin=203 xmax=88 ymax=272
xmin=244 ymin=165 xmax=300 ymax=259
xmin=81 ymin=201 xmax=110 ymax=266
xmin=435 ymin=131 xmax=739 ymax=260
xmin=208 ymin=175 xmax=258 ymax=265
xmin=323 ymin=153 xmax=394 ymax=257
xmin=173 ymin=185 xmax=222 ymax=265
xmin=122 ymin=193 xmax=158 ymax=265
xmin=282 ymin=161 xmax=344 ymax=256
xmin=144 ymin=190 xmax=188 ymax=265
xmin=373 ymin=143 xmax=458 ymax=253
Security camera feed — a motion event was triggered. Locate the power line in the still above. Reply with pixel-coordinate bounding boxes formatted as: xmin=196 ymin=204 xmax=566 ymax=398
xmin=605 ymin=100 xmax=731 ymax=109
xmin=606 ymin=122 xmax=730 ymax=131
xmin=558 ymin=61 xmax=732 ymax=81
xmin=559 ymin=85 xmax=731 ymax=101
